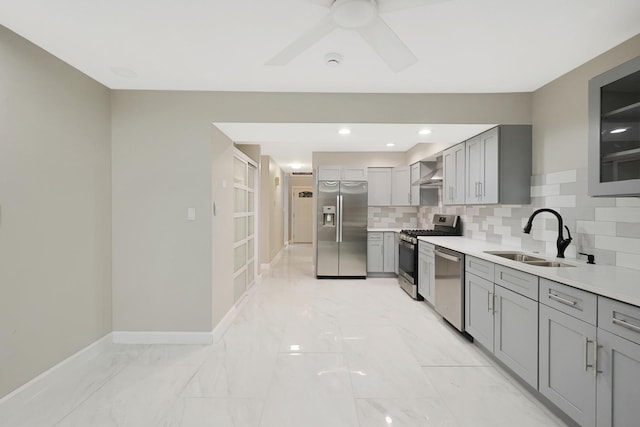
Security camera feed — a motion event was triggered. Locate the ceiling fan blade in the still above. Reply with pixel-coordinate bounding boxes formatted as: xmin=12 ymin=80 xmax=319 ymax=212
xmin=377 ymin=0 xmax=448 ymax=13
xmin=357 ymin=16 xmax=417 ymax=72
xmin=266 ymin=15 xmax=336 ymax=66
xmin=302 ymin=0 xmax=335 ymax=8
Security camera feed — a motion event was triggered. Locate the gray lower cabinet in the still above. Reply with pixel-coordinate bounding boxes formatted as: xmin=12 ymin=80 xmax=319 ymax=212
xmin=367 ymin=232 xmax=397 ymax=274
xmin=367 ymin=232 xmax=384 ymax=273
xmin=465 ymin=272 xmax=495 ymax=349
xmin=466 ymin=272 xmax=538 ymax=388
xmin=394 ymin=233 xmax=399 ymax=275
xmin=539 ymin=303 xmax=597 ymax=427
xmin=417 ymin=241 xmax=435 ymax=304
xmin=383 ymin=232 xmax=395 ymax=273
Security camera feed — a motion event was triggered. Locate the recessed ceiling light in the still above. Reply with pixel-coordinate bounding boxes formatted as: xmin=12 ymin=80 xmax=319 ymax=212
xmin=418 ymin=129 xmax=432 ymax=136
xmin=610 ymin=127 xmax=629 ymax=134
xmin=290 ymin=163 xmax=302 ymax=169
xmin=386 ymin=143 xmax=395 ymax=147
xmin=338 ymin=128 xmax=351 ymax=135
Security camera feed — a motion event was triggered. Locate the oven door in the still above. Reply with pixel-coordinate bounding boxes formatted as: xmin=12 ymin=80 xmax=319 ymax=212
xmin=398 ymin=239 xmax=416 ymax=284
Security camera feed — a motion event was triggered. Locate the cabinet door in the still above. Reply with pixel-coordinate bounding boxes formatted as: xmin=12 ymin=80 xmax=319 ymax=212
xmin=317 ymin=166 xmax=342 ymax=181
xmin=367 ymin=168 xmax=392 ymax=206
xmin=410 ymin=163 xmax=421 ymax=206
xmin=465 ymin=272 xmax=494 ymax=350
xmin=391 ymin=166 xmax=411 ymax=205
xmin=418 ymin=250 xmax=428 ymax=300
xmin=342 ymin=167 xmax=367 ymax=181
xmin=426 ymin=254 xmax=435 ymax=305
xmin=367 ymin=233 xmax=384 ymax=273
xmin=596 ymin=328 xmax=640 ymax=427
xmin=480 ymin=127 xmax=499 ymax=204
xmin=539 ymin=304 xmax=597 ymax=427
xmin=465 ymin=135 xmax=482 ymax=204
xmin=394 ymin=233 xmax=399 ymax=275
xmin=383 ymin=232 xmax=395 ymax=273
xmin=493 ymin=285 xmax=538 ymax=388
xmin=452 ymin=144 xmax=466 ymax=205
xmin=443 ymin=147 xmax=455 ymax=205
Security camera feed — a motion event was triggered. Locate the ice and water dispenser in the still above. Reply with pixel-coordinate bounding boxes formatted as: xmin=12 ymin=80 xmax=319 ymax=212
xmin=322 ymin=206 xmax=336 ymax=227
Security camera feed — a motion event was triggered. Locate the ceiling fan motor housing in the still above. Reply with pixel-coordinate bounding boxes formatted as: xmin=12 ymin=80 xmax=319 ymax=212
xmin=331 ymin=0 xmax=378 ymax=29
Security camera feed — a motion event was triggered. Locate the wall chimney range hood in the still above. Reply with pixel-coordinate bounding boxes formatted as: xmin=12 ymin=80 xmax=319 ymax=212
xmin=412 ymin=160 xmax=443 ymax=187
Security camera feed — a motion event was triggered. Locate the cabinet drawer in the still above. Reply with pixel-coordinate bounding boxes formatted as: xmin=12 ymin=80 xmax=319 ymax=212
xmin=494 ymin=265 xmax=538 ymax=301
xmin=539 ymin=278 xmax=597 ymax=325
xmin=465 ymin=256 xmax=495 ymax=282
xmin=598 ymin=297 xmax=640 ymax=345
xmin=368 ymin=232 xmax=383 ymax=241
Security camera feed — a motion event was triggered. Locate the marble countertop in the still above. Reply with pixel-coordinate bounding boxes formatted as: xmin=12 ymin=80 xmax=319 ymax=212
xmin=417 ymin=236 xmax=640 ymax=307
xmin=367 ymin=228 xmax=403 ymax=232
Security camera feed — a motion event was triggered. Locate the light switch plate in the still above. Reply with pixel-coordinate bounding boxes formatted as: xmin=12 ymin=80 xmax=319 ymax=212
xmin=187 ymin=207 xmax=196 ymax=221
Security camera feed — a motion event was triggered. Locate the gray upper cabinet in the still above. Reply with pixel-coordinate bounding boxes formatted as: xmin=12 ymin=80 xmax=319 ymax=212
xmin=465 ymin=125 xmax=532 ymax=205
xmin=443 ymin=142 xmax=466 ymax=205
xmin=391 ymin=166 xmax=411 ymax=206
xmin=318 ymin=166 xmax=367 ymax=181
xmin=588 ymin=55 xmax=640 ymax=196
xmin=367 ymin=168 xmax=392 ymax=206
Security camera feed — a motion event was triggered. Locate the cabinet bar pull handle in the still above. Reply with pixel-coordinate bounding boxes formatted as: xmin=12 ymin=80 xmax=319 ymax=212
xmin=548 ymin=292 xmax=577 ymax=307
xmin=584 ymin=337 xmax=593 ymax=371
xmin=488 ymin=291 xmax=493 ymax=312
xmin=612 ymin=318 xmax=640 ymax=333
xmin=594 ymin=341 xmax=602 ymax=377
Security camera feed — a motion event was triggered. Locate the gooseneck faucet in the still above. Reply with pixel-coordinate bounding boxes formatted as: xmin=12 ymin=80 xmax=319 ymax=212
xmin=523 ymin=208 xmax=573 ymax=258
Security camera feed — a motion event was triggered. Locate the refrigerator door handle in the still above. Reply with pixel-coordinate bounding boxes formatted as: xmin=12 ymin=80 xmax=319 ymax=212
xmin=336 ymin=195 xmax=341 ymax=242
xmin=338 ymin=195 xmax=344 ymax=242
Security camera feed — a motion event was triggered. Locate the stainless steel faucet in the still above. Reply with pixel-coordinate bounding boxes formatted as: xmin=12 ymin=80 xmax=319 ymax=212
xmin=523 ymin=208 xmax=573 ymax=258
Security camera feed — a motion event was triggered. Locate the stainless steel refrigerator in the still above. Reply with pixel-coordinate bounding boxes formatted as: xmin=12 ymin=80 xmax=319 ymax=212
xmin=316 ymin=180 xmax=368 ymax=278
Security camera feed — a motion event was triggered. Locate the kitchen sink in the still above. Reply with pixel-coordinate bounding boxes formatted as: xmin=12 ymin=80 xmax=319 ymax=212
xmin=484 ymin=251 xmax=575 ymax=267
xmin=484 ymin=251 xmax=545 ymax=262
xmin=523 ymin=260 xmax=575 ymax=268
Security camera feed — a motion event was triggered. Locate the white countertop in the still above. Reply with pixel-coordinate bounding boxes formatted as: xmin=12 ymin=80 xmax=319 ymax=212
xmin=367 ymin=228 xmax=403 ymax=232
xmin=418 ymin=236 xmax=640 ymax=307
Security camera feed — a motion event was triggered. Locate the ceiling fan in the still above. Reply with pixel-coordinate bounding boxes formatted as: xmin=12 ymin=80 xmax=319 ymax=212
xmin=266 ymin=0 xmax=447 ymax=72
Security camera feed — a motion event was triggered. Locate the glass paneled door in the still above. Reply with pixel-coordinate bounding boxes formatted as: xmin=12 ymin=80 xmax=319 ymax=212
xmin=233 ymin=150 xmax=258 ymax=302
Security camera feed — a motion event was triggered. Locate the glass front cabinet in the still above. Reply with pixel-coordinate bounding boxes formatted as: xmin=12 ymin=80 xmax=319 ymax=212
xmin=588 ymin=55 xmax=640 ymax=196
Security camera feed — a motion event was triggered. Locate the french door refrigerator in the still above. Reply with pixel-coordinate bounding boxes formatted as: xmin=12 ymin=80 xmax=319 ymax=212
xmin=316 ymin=180 xmax=368 ymax=278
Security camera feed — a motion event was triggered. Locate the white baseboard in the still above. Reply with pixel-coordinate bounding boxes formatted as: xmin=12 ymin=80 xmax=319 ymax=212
xmin=0 ymin=332 xmax=113 ymax=405
xmin=112 ymin=331 xmax=213 ymax=345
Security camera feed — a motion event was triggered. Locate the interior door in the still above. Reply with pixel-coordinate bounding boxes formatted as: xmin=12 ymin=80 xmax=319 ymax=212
xmin=292 ymin=187 xmax=313 ymax=243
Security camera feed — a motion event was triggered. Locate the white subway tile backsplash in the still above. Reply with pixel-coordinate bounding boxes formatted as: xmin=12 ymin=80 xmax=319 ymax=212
xmin=595 ymin=235 xmax=640 ymax=255
xmin=546 ymin=169 xmax=577 ymax=184
xmin=530 ymin=184 xmax=560 ymax=197
xmin=616 ymin=198 xmax=640 ymax=207
xmin=617 ymin=252 xmax=640 ymax=269
xmin=576 ymin=220 xmax=617 ymax=236
xmin=543 ymin=195 xmax=576 ymax=208
xmin=413 ymin=168 xmax=640 ymax=271
xmin=595 ymin=207 xmax=640 ymax=223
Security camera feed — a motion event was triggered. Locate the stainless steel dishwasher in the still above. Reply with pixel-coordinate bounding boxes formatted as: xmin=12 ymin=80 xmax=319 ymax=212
xmin=434 ymin=247 xmax=465 ymax=332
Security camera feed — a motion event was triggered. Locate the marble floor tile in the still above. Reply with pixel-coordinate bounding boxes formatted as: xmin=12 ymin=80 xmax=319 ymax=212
xmin=1 ymin=244 xmax=567 ymax=427
xmin=423 ymin=366 xmax=566 ymax=427
xmin=258 ymin=353 xmax=359 ymax=427
xmin=355 ymin=398 xmax=460 ymax=427
xmin=163 ymin=397 xmax=263 ymax=427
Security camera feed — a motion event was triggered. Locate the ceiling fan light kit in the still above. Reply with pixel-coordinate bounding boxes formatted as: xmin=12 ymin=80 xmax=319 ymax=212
xmin=266 ymin=0 xmax=448 ymax=72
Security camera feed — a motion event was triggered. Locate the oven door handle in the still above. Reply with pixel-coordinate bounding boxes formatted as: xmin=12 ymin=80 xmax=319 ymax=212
xmin=435 ymin=250 xmax=460 ymax=263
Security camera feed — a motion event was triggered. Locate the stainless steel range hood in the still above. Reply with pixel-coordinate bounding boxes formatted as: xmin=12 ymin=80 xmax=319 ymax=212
xmin=411 ymin=159 xmax=443 ymax=187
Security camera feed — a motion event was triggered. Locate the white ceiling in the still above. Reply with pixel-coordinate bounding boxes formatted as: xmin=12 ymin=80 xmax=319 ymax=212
xmin=215 ymin=122 xmax=496 ymax=172
xmin=3 ymin=1 xmax=639 ymax=173
xmin=1 ymin=0 xmax=640 ymax=93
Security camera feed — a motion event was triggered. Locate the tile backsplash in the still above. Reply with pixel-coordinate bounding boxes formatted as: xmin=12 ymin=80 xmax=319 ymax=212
xmin=368 ymin=206 xmax=419 ymax=229
xmin=418 ymin=168 xmax=640 ymax=271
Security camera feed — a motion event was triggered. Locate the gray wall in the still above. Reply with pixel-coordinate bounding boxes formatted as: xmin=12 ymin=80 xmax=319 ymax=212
xmin=0 ymin=26 xmax=112 ymax=398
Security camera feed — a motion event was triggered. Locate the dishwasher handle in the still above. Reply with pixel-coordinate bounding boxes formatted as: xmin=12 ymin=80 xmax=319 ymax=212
xmin=435 ymin=249 xmax=461 ymax=263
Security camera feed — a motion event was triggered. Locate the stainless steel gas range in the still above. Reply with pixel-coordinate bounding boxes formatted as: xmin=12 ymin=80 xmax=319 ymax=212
xmin=397 ymin=214 xmax=462 ymax=300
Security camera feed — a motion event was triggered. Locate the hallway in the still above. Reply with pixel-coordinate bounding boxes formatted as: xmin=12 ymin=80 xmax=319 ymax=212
xmin=0 ymin=244 xmax=566 ymax=426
